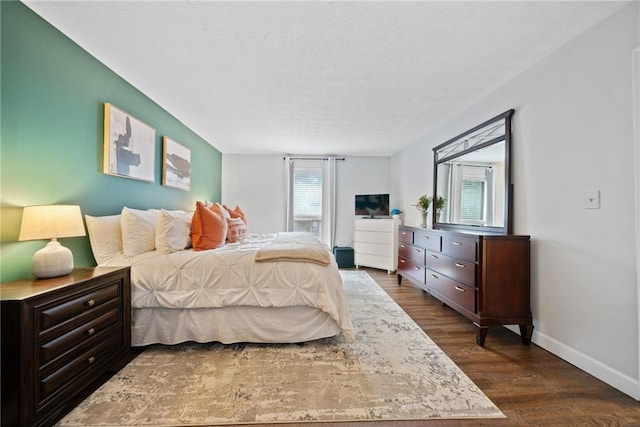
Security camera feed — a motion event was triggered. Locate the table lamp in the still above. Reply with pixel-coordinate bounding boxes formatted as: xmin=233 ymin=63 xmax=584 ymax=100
xmin=18 ymin=205 xmax=86 ymax=278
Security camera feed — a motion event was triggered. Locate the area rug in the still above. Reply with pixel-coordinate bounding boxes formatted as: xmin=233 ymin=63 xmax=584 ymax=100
xmin=57 ymin=270 xmax=504 ymax=426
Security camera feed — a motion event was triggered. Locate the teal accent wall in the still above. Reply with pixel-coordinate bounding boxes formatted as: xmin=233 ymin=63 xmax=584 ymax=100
xmin=1 ymin=1 xmax=222 ymax=282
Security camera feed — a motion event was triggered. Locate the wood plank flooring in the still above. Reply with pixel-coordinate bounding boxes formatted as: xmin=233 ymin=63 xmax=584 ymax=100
xmin=361 ymin=268 xmax=640 ymax=426
xmin=252 ymin=268 xmax=640 ymax=427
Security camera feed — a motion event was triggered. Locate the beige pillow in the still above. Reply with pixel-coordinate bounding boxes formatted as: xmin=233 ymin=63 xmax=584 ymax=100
xmin=223 ymin=204 xmax=248 ymax=226
xmin=85 ymin=214 xmax=123 ymax=264
xmin=121 ymin=207 xmax=160 ymax=257
xmin=155 ymin=209 xmax=193 ymax=253
xmin=226 ymin=217 xmax=247 ymax=242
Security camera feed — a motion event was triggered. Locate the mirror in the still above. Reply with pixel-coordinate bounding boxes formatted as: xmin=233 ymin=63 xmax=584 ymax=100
xmin=433 ymin=110 xmax=514 ymax=234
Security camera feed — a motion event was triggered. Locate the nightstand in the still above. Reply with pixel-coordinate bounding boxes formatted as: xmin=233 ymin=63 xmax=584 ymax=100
xmin=1 ymin=267 xmax=133 ymax=427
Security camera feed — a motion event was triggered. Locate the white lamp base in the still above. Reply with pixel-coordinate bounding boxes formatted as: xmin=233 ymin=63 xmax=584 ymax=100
xmin=32 ymin=239 xmax=74 ymax=279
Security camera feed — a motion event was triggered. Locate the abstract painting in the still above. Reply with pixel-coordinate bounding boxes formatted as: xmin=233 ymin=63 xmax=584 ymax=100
xmin=103 ymin=103 xmax=156 ymax=182
xmin=162 ymin=136 xmax=191 ymax=191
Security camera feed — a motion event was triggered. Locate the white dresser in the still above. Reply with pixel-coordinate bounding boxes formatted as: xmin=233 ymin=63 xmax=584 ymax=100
xmin=354 ymin=218 xmax=401 ymax=274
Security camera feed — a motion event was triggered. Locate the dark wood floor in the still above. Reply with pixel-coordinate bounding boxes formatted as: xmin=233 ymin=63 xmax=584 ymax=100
xmin=253 ymin=268 xmax=640 ymax=427
xmin=365 ymin=268 xmax=640 ymax=426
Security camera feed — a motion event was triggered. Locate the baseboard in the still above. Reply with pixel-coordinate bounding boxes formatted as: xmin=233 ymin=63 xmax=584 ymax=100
xmin=505 ymin=325 xmax=639 ymax=400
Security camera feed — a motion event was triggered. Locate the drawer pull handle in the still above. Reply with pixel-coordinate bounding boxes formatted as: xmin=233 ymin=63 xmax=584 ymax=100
xmin=452 ymin=241 xmax=462 ymax=246
xmin=400 ymin=244 xmax=405 ymax=248
xmin=400 ymin=259 xmax=405 ymax=264
xmin=431 ymin=274 xmax=439 ymax=279
xmin=414 ymin=249 xmax=421 ymax=253
xmin=455 ymin=262 xmax=465 ymax=268
xmin=431 ymin=254 xmax=439 ymax=259
xmin=414 ymin=266 xmax=421 ymax=270
xmin=87 ymin=356 xmax=96 ymax=364
xmin=402 ymin=232 xmax=407 ymax=235
xmin=455 ymin=286 xmax=465 ymax=292
xmin=423 ymin=236 xmax=430 ymax=239
xmin=86 ymin=299 xmax=96 ymax=307
xmin=87 ymin=327 xmax=96 ymax=336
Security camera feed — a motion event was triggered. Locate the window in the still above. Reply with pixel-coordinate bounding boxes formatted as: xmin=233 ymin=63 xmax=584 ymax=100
xmin=460 ymin=180 xmax=485 ymax=223
xmin=292 ymin=167 xmax=323 ymax=237
xmin=286 ymin=157 xmax=339 ymax=245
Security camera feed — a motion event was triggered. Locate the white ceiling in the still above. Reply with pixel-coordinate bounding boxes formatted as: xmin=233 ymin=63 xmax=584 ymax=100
xmin=24 ymin=1 xmax=627 ymax=156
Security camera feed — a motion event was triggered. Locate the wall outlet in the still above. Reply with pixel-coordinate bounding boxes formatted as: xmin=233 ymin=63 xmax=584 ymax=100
xmin=584 ymin=190 xmax=600 ymax=209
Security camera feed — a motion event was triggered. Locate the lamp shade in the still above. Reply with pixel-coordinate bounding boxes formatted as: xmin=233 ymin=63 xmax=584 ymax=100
xmin=19 ymin=205 xmax=86 ymax=278
xmin=19 ymin=205 xmax=86 ymax=241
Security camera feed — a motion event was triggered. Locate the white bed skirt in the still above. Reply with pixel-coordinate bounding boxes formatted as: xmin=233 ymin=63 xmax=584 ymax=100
xmin=131 ymin=306 xmax=341 ymax=346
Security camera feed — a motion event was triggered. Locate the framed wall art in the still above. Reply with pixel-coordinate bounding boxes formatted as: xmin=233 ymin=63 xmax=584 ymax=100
xmin=162 ymin=136 xmax=191 ymax=191
xmin=103 ymin=103 xmax=156 ymax=182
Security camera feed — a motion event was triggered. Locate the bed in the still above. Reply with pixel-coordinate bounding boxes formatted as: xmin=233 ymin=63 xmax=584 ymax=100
xmin=85 ymin=206 xmax=354 ymax=346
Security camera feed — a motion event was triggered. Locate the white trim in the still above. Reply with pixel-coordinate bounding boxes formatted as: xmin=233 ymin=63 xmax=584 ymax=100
xmin=633 ymin=45 xmax=640 ymax=401
xmin=533 ymin=330 xmax=640 ymax=399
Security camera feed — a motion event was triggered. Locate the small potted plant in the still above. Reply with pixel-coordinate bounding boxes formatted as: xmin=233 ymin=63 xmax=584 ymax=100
xmin=390 ymin=208 xmax=403 ymax=219
xmin=413 ymin=195 xmax=432 ymax=228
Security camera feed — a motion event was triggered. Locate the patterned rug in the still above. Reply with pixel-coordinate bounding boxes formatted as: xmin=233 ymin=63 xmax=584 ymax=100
xmin=57 ymin=271 xmax=503 ymax=426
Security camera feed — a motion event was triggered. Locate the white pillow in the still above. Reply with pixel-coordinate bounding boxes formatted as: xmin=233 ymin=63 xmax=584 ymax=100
xmin=121 ymin=207 xmax=160 ymax=257
xmin=155 ymin=209 xmax=193 ymax=253
xmin=85 ymin=214 xmax=123 ymax=265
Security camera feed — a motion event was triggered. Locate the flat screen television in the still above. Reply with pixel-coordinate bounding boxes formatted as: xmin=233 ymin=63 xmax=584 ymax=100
xmin=355 ymin=194 xmax=390 ymax=217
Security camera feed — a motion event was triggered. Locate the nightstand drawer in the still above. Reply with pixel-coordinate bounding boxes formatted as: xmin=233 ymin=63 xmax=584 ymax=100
xmin=1 ymin=267 xmax=132 ymax=427
xmin=38 ymin=305 xmax=121 ymax=370
xmin=37 ymin=280 xmax=121 ymax=334
xmin=37 ymin=330 xmax=121 ymax=406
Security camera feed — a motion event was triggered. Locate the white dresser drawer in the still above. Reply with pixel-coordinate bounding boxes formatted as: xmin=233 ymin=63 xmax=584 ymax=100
xmin=355 ymin=253 xmax=393 ymax=271
xmin=354 ymin=231 xmax=391 ymax=245
xmin=354 ymin=219 xmax=394 ymax=232
xmin=354 ymin=241 xmax=390 ymax=257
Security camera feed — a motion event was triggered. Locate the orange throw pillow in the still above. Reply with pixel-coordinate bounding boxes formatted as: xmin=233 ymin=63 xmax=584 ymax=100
xmin=223 ymin=204 xmax=248 ymax=226
xmin=191 ymin=201 xmax=228 ymax=251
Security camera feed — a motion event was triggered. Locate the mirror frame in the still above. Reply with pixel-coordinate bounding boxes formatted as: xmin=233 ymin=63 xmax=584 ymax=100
xmin=432 ymin=109 xmax=514 ymax=234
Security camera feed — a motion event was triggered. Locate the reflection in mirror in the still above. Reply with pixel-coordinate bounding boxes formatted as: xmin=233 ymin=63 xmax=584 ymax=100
xmin=433 ymin=109 xmax=514 ymax=234
xmin=436 ymin=142 xmax=505 ymax=228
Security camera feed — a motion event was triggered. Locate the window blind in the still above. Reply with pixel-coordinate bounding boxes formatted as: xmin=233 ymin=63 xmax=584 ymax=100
xmin=293 ymin=169 xmax=323 ymax=219
xmin=460 ymin=180 xmax=485 ymax=222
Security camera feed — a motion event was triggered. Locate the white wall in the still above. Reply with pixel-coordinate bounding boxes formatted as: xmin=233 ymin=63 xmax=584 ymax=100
xmin=222 ymin=154 xmax=391 ymax=247
xmin=221 ymin=155 xmax=287 ymax=234
xmin=392 ymin=3 xmax=640 ymax=398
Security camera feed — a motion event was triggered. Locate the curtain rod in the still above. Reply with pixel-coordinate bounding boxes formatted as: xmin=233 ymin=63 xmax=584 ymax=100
xmin=283 ymin=156 xmax=346 ymax=161
xmin=454 ymin=163 xmax=492 ymax=169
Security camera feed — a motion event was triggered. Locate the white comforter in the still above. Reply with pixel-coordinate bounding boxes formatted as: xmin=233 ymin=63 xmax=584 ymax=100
xmin=104 ymin=233 xmax=355 ymax=341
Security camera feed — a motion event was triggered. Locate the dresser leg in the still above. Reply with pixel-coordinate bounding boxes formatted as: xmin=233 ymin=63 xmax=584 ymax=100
xmin=397 ymin=274 xmax=403 ymax=286
xmin=519 ymin=324 xmax=534 ymax=345
xmin=475 ymin=324 xmax=488 ymax=346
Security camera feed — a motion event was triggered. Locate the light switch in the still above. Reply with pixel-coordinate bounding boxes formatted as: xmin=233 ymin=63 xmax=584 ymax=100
xmin=584 ymin=190 xmax=600 ymax=209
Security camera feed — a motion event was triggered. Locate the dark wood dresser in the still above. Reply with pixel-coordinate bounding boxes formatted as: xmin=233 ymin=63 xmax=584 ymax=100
xmin=397 ymin=225 xmax=532 ymax=346
xmin=1 ymin=267 xmax=133 ymax=427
